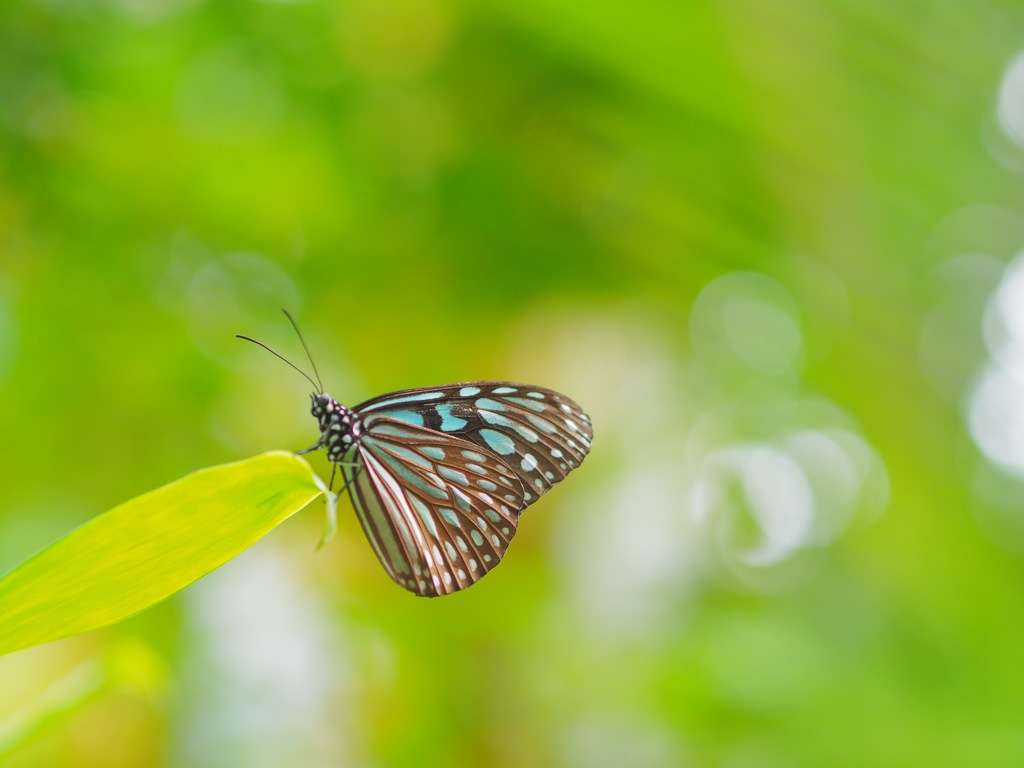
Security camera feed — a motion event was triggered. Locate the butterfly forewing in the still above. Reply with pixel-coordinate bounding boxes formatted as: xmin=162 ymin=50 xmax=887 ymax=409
xmin=342 ymin=417 xmax=526 ymax=596
xmin=355 ymin=382 xmax=592 ymax=505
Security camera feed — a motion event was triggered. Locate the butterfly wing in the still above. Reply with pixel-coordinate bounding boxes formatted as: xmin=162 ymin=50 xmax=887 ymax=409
xmin=355 ymin=382 xmax=592 ymax=506
xmin=340 ymin=417 xmax=527 ymax=597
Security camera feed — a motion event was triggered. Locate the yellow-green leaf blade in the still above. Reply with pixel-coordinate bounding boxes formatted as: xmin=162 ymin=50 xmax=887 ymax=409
xmin=0 ymin=451 xmax=324 ymax=657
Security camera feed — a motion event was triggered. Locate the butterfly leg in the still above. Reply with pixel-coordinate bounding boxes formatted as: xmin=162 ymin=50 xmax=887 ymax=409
xmin=295 ymin=439 xmax=322 ymax=455
xmin=316 ymin=462 xmax=362 ymax=550
xmin=328 ymin=461 xmax=362 ymax=494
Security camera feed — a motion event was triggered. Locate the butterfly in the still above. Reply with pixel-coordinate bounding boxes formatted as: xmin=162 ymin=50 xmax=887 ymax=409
xmin=238 ymin=311 xmax=592 ymax=597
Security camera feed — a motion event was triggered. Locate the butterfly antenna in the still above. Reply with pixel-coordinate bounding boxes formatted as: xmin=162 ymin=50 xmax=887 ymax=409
xmin=282 ymin=309 xmax=325 ymax=393
xmin=235 ymin=334 xmax=322 ymax=393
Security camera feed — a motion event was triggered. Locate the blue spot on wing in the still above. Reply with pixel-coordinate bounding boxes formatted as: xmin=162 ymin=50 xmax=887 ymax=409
xmin=480 ymin=428 xmax=516 ymax=455
xmin=361 ymin=391 xmax=445 ymax=411
xmin=409 ymin=495 xmax=438 ymax=538
xmin=475 ymin=398 xmax=506 ymax=412
xmin=439 ymin=466 xmax=470 ymax=487
xmin=525 ymin=413 xmax=558 ymax=434
xmin=505 ymin=396 xmax=546 ymax=413
xmin=479 ymin=410 xmax=514 ymax=428
xmin=375 ymin=409 xmax=426 ymax=427
xmin=436 ymin=403 xmax=469 ymax=431
xmin=452 ymin=487 xmax=474 ymax=512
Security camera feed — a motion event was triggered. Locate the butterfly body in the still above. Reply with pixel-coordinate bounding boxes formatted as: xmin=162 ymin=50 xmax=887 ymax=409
xmin=305 ymin=382 xmax=592 ymax=597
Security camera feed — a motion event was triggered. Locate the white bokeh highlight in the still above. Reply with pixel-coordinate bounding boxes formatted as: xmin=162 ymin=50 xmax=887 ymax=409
xmin=969 ymin=253 xmax=1024 ymax=475
xmin=998 ymin=52 xmax=1024 ymax=149
xmin=175 ymin=544 xmax=358 ymax=768
xmin=690 ymin=271 xmax=805 ymax=377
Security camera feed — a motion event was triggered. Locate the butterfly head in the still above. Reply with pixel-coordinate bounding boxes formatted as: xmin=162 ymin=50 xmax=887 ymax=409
xmin=311 ymin=392 xmax=339 ymax=429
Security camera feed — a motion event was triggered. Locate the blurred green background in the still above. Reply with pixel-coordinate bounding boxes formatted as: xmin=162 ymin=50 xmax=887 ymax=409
xmin=2 ymin=0 xmax=1024 ymax=765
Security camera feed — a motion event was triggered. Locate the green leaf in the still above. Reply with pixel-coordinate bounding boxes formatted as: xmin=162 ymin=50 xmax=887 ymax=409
xmin=0 ymin=451 xmax=326 ymax=657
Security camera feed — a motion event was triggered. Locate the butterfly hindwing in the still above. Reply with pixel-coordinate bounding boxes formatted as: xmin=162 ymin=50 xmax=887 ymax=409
xmin=341 ymin=417 xmax=526 ymax=596
xmin=355 ymin=382 xmax=592 ymax=506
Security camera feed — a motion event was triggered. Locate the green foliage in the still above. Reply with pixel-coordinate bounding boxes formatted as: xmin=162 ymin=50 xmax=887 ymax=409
xmin=0 ymin=453 xmax=323 ymax=657
xmin=2 ymin=0 xmax=1024 ymax=765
